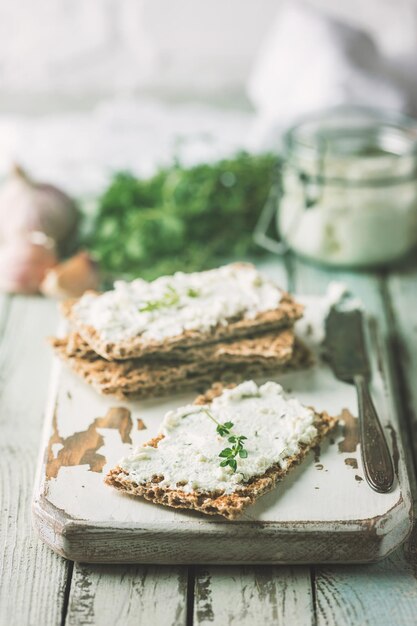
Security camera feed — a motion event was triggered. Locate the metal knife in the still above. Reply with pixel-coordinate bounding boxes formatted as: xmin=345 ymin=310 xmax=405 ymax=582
xmin=325 ymin=307 xmax=394 ymax=493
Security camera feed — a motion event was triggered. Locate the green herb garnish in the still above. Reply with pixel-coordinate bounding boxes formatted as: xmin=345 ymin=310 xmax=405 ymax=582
xmin=204 ymin=409 xmax=248 ymax=473
xmin=139 ymin=285 xmax=180 ymax=313
xmin=85 ymin=151 xmax=277 ymax=281
xmin=218 ymin=435 xmax=248 ymax=472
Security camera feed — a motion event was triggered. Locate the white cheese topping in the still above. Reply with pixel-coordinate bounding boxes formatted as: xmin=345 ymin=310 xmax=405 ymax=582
xmin=279 ymin=152 xmax=417 ymax=267
xmin=74 ymin=265 xmax=282 ymax=342
xmin=120 ymin=381 xmax=317 ymax=495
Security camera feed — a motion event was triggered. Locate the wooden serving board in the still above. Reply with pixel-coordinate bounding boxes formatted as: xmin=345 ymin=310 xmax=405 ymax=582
xmin=32 ymin=295 xmax=414 ymax=564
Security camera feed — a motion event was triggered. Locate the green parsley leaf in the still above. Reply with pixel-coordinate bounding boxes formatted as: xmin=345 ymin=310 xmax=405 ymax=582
xmin=228 ymin=459 xmax=237 ymax=472
xmin=203 ymin=409 xmax=249 ymax=473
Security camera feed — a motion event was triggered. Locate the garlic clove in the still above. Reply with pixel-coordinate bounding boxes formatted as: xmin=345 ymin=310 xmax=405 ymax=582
xmin=0 ymin=164 xmax=79 ymax=252
xmin=0 ymin=235 xmax=58 ymax=294
xmin=40 ymin=251 xmax=100 ymax=299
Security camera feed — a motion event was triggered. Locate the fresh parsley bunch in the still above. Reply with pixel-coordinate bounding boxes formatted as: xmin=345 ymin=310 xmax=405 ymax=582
xmin=86 ymin=152 xmax=277 ymax=280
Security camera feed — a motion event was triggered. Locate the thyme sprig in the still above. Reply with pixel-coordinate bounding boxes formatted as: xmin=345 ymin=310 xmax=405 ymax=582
xmin=139 ymin=285 xmax=179 ymax=312
xmin=139 ymin=285 xmax=200 ymax=313
xmin=203 ymin=409 xmax=248 ymax=472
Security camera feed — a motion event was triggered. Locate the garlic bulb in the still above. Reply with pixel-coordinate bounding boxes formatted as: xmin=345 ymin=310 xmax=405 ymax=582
xmin=40 ymin=251 xmax=100 ymax=299
xmin=0 ymin=233 xmax=58 ymax=294
xmin=0 ymin=165 xmax=79 ymax=251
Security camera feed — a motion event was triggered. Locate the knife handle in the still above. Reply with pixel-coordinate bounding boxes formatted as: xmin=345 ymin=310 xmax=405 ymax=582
xmin=354 ymin=374 xmax=395 ymax=493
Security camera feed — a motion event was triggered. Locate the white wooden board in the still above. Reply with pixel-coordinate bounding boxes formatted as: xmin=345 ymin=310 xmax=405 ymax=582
xmin=32 ymin=296 xmax=414 ymax=564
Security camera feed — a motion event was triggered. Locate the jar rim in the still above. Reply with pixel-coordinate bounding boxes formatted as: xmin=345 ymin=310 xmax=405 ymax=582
xmin=284 ymin=105 xmax=417 ymax=154
xmin=283 ymin=106 xmax=417 ymax=187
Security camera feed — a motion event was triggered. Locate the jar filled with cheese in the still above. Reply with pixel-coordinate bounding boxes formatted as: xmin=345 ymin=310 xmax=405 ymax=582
xmin=255 ymin=107 xmax=417 ymax=267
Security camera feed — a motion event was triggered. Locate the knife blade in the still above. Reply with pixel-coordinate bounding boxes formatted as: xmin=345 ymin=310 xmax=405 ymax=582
xmin=325 ymin=307 xmax=394 ymax=493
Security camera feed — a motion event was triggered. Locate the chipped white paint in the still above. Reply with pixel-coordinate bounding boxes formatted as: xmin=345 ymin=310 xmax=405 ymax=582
xmin=32 ymin=293 xmax=414 ymax=564
xmin=66 ymin=563 xmax=188 ymax=626
xmin=194 ymin=565 xmax=314 ymax=626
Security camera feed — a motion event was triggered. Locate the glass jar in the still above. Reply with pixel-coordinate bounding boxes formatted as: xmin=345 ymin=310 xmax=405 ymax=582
xmin=255 ymin=107 xmax=417 ymax=267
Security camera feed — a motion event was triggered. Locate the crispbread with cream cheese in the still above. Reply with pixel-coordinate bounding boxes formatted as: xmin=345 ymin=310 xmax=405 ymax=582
xmin=51 ymin=330 xmax=311 ymax=399
xmin=105 ymin=382 xmax=337 ymax=519
xmin=62 ymin=263 xmax=303 ymax=360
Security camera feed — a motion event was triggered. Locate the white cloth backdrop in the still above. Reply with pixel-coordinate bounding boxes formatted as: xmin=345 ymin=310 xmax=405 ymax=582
xmin=0 ymin=0 xmax=277 ymax=104
xmin=248 ymin=0 xmax=417 ymax=146
xmin=0 ymin=0 xmax=416 ymax=192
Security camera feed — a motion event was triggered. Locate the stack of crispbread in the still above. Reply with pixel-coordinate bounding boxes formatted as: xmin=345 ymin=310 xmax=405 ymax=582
xmin=51 ymin=263 xmax=310 ymax=399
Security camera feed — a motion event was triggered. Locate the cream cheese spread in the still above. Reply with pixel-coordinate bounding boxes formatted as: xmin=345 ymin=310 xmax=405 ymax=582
xmin=74 ymin=265 xmax=282 ymax=343
xmin=279 ymin=154 xmax=417 ymax=267
xmin=120 ymin=381 xmax=317 ymax=495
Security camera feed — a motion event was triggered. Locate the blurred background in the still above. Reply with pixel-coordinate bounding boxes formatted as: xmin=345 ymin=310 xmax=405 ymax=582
xmin=1 ymin=0 xmax=417 ymax=294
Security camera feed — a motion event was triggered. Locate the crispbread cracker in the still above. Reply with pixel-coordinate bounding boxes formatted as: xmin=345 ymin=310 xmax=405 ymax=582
xmin=105 ymin=384 xmax=337 ymax=520
xmin=62 ymin=264 xmax=303 ymax=360
xmin=51 ymin=330 xmax=312 ymax=399
xmin=52 ymin=326 xmax=296 ymax=364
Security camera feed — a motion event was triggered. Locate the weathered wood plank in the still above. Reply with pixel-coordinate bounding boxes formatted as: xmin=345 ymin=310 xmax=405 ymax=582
xmin=194 ymin=565 xmax=313 ymax=626
xmin=66 ymin=563 xmax=188 ymax=626
xmin=0 ymin=295 xmax=58 ymax=442
xmin=292 ymin=256 xmax=417 ymax=625
xmin=315 ymin=547 xmax=417 ymax=626
xmin=0 ymin=444 xmax=70 ymax=626
xmin=386 ymin=266 xmax=417 ymax=466
xmin=0 ymin=295 xmax=70 ymax=626
xmin=386 ymin=263 xmax=417 ymax=566
xmin=291 ymin=259 xmax=386 ymax=321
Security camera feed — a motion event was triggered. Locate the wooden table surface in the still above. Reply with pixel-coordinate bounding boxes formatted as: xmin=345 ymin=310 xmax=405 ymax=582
xmin=1 ymin=253 xmax=417 ymax=626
